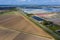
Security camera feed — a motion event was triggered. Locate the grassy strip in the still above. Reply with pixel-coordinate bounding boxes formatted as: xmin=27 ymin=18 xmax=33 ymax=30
xmin=0 ymin=11 xmax=16 ymax=15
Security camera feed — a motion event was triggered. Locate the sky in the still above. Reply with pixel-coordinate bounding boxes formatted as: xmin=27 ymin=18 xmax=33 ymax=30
xmin=0 ymin=0 xmax=60 ymax=5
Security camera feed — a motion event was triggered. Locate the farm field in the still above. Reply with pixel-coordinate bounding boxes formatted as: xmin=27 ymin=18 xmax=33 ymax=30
xmin=0 ymin=11 xmax=54 ymax=40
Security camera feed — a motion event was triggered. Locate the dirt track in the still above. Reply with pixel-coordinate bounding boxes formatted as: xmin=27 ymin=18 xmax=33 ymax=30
xmin=0 ymin=12 xmax=54 ymax=40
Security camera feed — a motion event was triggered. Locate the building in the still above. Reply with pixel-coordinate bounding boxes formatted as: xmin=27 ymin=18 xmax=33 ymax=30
xmin=32 ymin=16 xmax=44 ymax=23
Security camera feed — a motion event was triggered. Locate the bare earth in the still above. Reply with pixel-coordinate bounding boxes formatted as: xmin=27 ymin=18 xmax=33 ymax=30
xmin=0 ymin=12 xmax=54 ymax=40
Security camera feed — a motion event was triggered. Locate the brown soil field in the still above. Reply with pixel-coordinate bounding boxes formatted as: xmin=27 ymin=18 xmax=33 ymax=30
xmin=0 ymin=11 xmax=54 ymax=40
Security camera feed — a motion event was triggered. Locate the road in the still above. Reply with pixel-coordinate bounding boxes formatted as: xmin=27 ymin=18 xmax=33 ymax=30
xmin=0 ymin=11 xmax=54 ymax=40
